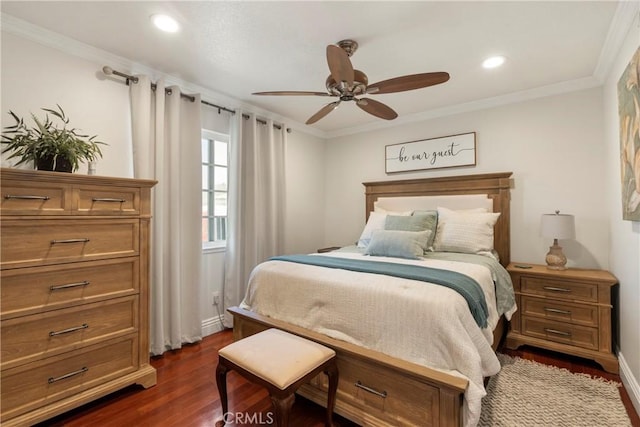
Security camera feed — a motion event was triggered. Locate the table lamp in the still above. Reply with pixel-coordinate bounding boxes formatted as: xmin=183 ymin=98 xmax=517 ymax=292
xmin=540 ymin=210 xmax=575 ymax=270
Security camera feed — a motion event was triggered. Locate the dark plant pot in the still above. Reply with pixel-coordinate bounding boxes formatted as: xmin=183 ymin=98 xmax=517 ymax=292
xmin=36 ymin=155 xmax=73 ymax=173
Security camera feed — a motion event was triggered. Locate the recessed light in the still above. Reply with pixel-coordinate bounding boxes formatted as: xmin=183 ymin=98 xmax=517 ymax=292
xmin=482 ymin=56 xmax=506 ymax=69
xmin=151 ymin=14 xmax=180 ymax=33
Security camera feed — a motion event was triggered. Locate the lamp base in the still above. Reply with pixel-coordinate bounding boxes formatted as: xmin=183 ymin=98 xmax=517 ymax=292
xmin=545 ymin=244 xmax=567 ymax=270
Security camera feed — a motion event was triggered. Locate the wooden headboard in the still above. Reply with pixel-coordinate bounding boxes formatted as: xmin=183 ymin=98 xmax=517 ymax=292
xmin=363 ymin=172 xmax=513 ymax=267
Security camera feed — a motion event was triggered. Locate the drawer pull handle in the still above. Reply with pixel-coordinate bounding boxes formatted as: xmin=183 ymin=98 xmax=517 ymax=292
xmin=355 ymin=381 xmax=387 ymax=398
xmin=50 ymin=281 xmax=90 ymax=291
xmin=544 ymin=328 xmax=571 ymax=337
xmin=543 ymin=286 xmax=571 ymax=293
xmin=48 ymin=367 xmax=88 ymax=384
xmin=49 ymin=323 xmax=89 ymax=337
xmin=544 ymin=307 xmax=572 ymax=315
xmin=51 ymin=238 xmax=90 ymax=244
xmin=4 ymin=194 xmax=50 ymax=200
xmin=92 ymin=197 xmax=125 ymax=203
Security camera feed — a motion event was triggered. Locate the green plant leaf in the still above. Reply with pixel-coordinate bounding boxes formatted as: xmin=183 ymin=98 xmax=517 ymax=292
xmin=1 ymin=106 xmax=109 ymax=172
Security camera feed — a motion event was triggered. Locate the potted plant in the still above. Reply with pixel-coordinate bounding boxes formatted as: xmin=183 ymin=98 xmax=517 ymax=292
xmin=1 ymin=105 xmax=106 ymax=172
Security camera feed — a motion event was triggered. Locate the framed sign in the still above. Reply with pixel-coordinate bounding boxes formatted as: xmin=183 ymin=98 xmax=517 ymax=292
xmin=385 ymin=132 xmax=476 ymax=174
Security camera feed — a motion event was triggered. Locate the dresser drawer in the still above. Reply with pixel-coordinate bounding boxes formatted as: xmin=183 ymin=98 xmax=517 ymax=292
xmin=0 ymin=219 xmax=139 ymax=269
xmin=308 ymin=354 xmax=440 ymax=426
xmin=1 ymin=180 xmax=70 ymax=215
xmin=521 ymin=317 xmax=598 ymax=351
xmin=521 ymin=277 xmax=597 ymax=302
xmin=1 ymin=257 xmax=139 ymax=319
xmin=0 ymin=335 xmax=138 ymax=421
xmin=520 ymin=296 xmax=598 ymax=327
xmin=1 ymin=296 xmax=138 ymax=370
xmin=76 ymin=185 xmax=140 ymax=215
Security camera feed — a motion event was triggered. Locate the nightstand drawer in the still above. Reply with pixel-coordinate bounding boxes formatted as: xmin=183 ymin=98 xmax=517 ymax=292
xmin=521 ymin=277 xmax=597 ymax=302
xmin=522 ymin=317 xmax=598 ymax=351
xmin=507 ymin=263 xmax=618 ymax=373
xmin=521 ymin=296 xmax=598 ymax=327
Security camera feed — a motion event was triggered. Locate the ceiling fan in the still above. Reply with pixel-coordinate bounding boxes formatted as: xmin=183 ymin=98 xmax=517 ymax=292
xmin=252 ymin=39 xmax=450 ymax=125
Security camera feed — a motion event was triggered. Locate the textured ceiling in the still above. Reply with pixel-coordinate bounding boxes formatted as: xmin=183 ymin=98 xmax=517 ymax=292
xmin=1 ymin=1 xmax=622 ymax=135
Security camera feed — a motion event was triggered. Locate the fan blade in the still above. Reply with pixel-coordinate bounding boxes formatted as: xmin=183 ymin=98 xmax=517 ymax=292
xmin=306 ymin=101 xmax=341 ymax=125
xmin=327 ymin=45 xmax=354 ymax=87
xmin=356 ymin=98 xmax=398 ymax=120
xmin=367 ymin=72 xmax=450 ymax=94
xmin=253 ymin=91 xmax=330 ymax=96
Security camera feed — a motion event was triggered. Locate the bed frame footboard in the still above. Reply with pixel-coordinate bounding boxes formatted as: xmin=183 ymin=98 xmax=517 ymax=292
xmin=229 ymin=306 xmax=467 ymax=427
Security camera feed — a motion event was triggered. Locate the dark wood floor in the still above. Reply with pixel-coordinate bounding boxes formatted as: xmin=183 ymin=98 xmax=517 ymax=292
xmin=36 ymin=329 xmax=639 ymax=427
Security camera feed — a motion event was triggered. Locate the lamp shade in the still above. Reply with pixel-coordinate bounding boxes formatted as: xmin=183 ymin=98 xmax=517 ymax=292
xmin=541 ymin=212 xmax=575 ymax=239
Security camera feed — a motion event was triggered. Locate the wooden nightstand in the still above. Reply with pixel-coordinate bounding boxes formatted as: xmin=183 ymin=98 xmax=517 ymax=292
xmin=506 ymin=263 xmax=619 ymax=373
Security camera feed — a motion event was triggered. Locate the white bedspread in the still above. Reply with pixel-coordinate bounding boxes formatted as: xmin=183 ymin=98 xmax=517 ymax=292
xmin=240 ymin=251 xmax=507 ymax=426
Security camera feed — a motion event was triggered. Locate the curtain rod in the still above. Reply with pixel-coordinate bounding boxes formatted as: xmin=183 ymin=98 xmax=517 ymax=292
xmin=101 ymin=66 xmax=289 ymax=132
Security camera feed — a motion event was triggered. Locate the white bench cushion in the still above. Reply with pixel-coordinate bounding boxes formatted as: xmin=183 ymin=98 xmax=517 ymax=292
xmin=219 ymin=328 xmax=336 ymax=390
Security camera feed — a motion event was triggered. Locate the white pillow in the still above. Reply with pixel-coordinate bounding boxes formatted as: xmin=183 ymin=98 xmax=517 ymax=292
xmin=357 ymin=212 xmax=386 ymax=248
xmin=357 ymin=209 xmax=411 ymax=248
xmin=440 ymin=206 xmax=487 ymax=214
xmin=433 ymin=207 xmax=500 ymax=256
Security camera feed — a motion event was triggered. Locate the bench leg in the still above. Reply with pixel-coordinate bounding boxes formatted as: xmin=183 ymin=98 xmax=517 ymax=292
xmin=216 ymin=360 xmax=230 ymax=425
xmin=270 ymin=393 xmax=295 ymax=427
xmin=324 ymin=361 xmax=339 ymax=427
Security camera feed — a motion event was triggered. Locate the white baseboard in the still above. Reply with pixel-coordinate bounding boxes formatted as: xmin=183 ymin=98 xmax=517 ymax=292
xmin=202 ymin=315 xmax=226 ymax=337
xmin=619 ymin=351 xmax=640 ymax=417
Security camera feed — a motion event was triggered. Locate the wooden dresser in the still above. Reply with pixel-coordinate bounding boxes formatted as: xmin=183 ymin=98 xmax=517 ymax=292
xmin=505 ymin=263 xmax=618 ymax=373
xmin=0 ymin=168 xmax=157 ymax=425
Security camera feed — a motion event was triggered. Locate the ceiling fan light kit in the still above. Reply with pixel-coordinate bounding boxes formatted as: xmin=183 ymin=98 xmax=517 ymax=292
xmin=252 ymin=39 xmax=450 ymax=125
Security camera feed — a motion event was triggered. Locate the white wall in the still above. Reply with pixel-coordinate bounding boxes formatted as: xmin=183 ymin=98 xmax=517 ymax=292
xmin=1 ymin=32 xmax=133 ymax=177
xmin=284 ymin=130 xmax=327 ymax=254
xmin=325 ymin=88 xmax=608 ymax=269
xmin=603 ymin=12 xmax=640 ymax=414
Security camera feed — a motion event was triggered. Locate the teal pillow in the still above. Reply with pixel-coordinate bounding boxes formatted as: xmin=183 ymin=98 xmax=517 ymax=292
xmin=385 ymin=214 xmax=429 ymax=231
xmin=364 ymin=230 xmax=431 ymax=259
xmin=411 ymin=210 xmax=438 ymax=249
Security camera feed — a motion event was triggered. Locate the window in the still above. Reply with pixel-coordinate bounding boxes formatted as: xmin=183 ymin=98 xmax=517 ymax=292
xmin=202 ymin=130 xmax=229 ymax=249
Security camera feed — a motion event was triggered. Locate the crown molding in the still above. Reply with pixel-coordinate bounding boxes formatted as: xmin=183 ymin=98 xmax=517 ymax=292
xmin=593 ymin=0 xmax=640 ymax=83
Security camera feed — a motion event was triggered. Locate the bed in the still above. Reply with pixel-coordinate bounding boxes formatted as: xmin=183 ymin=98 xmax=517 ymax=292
xmin=229 ymin=172 xmax=514 ymax=427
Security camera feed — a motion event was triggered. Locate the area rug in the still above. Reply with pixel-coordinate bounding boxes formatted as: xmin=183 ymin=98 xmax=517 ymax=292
xmin=479 ymin=353 xmax=631 ymax=426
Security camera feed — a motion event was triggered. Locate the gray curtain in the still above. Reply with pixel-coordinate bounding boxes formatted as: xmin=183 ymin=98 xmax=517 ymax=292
xmin=129 ymin=75 xmax=203 ymax=355
xmin=223 ymin=112 xmax=286 ymax=326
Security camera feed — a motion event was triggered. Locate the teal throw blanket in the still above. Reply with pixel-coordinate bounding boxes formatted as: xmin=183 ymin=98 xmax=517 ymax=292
xmin=270 ymin=254 xmax=489 ymax=328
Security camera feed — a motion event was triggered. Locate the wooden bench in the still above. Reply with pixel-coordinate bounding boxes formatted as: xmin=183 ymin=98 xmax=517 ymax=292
xmin=216 ymin=328 xmax=339 ymax=427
